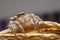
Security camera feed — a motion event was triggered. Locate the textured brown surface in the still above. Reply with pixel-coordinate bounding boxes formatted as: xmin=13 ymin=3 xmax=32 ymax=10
xmin=0 ymin=33 xmax=60 ymax=40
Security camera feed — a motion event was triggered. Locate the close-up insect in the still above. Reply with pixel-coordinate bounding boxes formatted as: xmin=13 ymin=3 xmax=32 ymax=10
xmin=8 ymin=12 xmax=44 ymax=36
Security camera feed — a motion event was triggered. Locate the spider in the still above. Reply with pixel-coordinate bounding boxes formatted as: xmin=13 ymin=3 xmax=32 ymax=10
xmin=8 ymin=12 xmax=43 ymax=36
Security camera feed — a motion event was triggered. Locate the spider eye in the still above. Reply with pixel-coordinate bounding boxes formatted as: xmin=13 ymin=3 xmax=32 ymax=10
xmin=17 ymin=12 xmax=25 ymax=17
xmin=20 ymin=12 xmax=25 ymax=15
xmin=22 ymin=13 xmax=25 ymax=15
xmin=17 ymin=13 xmax=21 ymax=17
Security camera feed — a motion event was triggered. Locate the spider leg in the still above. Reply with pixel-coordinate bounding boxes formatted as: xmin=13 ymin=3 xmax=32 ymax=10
xmin=37 ymin=16 xmax=44 ymax=24
xmin=15 ymin=21 xmax=26 ymax=36
xmin=8 ymin=23 xmax=16 ymax=36
xmin=32 ymin=19 xmax=40 ymax=33
xmin=37 ymin=22 xmax=40 ymax=33
xmin=18 ymin=24 xmax=26 ymax=36
xmin=30 ymin=13 xmax=40 ymax=32
xmin=32 ymin=17 xmax=43 ymax=33
xmin=37 ymin=17 xmax=44 ymax=33
xmin=32 ymin=18 xmax=37 ymax=30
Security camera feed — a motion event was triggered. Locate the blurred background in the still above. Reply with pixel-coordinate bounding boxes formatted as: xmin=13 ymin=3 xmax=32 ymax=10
xmin=0 ymin=0 xmax=60 ymax=31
